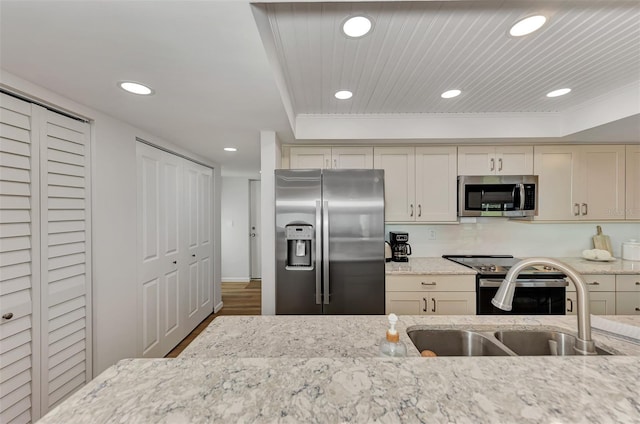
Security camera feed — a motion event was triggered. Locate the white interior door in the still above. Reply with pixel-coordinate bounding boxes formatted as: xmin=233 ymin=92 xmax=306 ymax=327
xmin=137 ymin=143 xmax=182 ymax=358
xmin=250 ymin=180 xmax=261 ymax=279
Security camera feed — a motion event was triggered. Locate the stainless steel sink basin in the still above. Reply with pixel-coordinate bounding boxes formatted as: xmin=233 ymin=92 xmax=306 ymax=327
xmin=494 ymin=330 xmax=613 ymax=356
xmin=406 ymin=327 xmax=616 ymax=357
xmin=407 ymin=329 xmax=513 ymax=356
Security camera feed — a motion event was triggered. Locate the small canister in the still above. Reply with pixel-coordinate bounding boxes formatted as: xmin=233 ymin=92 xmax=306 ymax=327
xmin=622 ymin=239 xmax=640 ymax=261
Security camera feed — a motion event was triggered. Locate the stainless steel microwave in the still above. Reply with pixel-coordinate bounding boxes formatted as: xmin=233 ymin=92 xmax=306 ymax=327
xmin=458 ymin=175 xmax=538 ymax=217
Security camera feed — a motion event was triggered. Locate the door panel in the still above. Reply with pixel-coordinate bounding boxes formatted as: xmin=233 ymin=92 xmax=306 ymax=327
xmin=142 ymin=278 xmax=159 ymax=354
xmin=250 ymin=180 xmax=261 ymax=279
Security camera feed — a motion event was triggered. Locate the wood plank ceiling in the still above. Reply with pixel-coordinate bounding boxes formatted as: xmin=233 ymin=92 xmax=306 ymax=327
xmin=258 ymin=1 xmax=640 ymax=115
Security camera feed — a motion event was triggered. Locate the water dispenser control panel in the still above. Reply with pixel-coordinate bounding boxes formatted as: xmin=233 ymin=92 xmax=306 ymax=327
xmin=285 ymin=224 xmax=314 ymax=270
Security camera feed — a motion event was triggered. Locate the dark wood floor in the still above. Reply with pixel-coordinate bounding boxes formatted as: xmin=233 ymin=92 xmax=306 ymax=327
xmin=165 ymin=280 xmax=261 ymax=358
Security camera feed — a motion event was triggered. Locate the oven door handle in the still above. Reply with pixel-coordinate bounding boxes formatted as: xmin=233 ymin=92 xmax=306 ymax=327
xmin=478 ymin=279 xmax=568 ymax=288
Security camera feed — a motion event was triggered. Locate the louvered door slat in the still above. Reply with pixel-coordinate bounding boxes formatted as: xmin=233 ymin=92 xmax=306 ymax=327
xmin=40 ymin=108 xmax=91 ymax=416
xmin=0 ymin=92 xmax=36 ymax=423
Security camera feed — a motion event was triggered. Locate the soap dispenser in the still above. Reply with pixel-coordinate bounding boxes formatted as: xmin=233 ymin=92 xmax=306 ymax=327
xmin=379 ymin=313 xmax=407 ymax=357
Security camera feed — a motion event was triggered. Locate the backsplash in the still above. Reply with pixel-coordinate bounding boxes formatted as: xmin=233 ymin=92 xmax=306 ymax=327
xmin=386 ymin=220 xmax=640 ymax=258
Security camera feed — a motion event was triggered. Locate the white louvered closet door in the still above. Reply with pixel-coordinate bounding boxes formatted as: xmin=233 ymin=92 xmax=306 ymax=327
xmin=38 ymin=109 xmax=91 ymax=412
xmin=0 ymin=94 xmax=91 ymax=423
xmin=0 ymin=93 xmax=40 ymax=424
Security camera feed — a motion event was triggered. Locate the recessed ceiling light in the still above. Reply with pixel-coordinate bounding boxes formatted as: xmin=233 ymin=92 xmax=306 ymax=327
xmin=342 ymin=16 xmax=372 ymax=38
xmin=118 ymin=81 xmax=154 ymax=95
xmin=441 ymin=89 xmax=461 ymax=99
xmin=224 ymin=147 xmax=238 ymax=152
xmin=546 ymin=88 xmax=571 ymax=98
xmin=509 ymin=15 xmax=547 ymax=37
xmin=334 ymin=90 xmax=353 ymax=100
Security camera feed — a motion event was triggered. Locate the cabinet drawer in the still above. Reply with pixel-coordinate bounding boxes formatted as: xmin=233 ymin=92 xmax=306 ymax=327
xmin=386 ymin=275 xmax=475 ymax=292
xmin=567 ymin=274 xmax=615 ymax=292
xmin=615 ymin=292 xmax=640 ymax=315
xmin=616 ymin=275 xmax=640 ymax=292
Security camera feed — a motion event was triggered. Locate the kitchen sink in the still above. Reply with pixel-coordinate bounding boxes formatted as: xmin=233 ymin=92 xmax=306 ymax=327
xmin=494 ymin=330 xmax=613 ymax=356
xmin=407 ymin=329 xmax=513 ymax=356
xmin=406 ymin=327 xmax=615 ymax=357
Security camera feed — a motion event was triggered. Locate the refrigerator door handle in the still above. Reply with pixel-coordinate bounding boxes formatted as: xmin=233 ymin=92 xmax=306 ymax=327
xmin=322 ymin=199 xmax=330 ymax=305
xmin=314 ymin=200 xmax=322 ymax=305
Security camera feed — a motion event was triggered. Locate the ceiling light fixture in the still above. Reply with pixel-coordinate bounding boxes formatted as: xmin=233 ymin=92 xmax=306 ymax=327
xmin=334 ymin=90 xmax=353 ymax=100
xmin=224 ymin=147 xmax=238 ymax=152
xmin=118 ymin=81 xmax=154 ymax=95
xmin=342 ymin=16 xmax=372 ymax=38
xmin=441 ymin=89 xmax=461 ymax=99
xmin=546 ymin=88 xmax=571 ymax=98
xmin=509 ymin=15 xmax=547 ymax=37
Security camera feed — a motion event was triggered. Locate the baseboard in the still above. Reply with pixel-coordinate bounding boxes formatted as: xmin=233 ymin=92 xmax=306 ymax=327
xmin=221 ymin=278 xmax=250 ymax=283
xmin=214 ymin=301 xmax=224 ymax=313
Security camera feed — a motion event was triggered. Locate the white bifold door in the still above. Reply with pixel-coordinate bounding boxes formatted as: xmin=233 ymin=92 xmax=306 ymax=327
xmin=1 ymin=92 xmax=92 ymax=423
xmin=136 ymin=143 xmax=213 ymax=358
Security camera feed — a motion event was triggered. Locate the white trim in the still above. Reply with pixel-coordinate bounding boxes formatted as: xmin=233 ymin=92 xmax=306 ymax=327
xmin=221 ymin=278 xmax=252 ymax=283
xmin=214 ymin=301 xmax=224 ymax=313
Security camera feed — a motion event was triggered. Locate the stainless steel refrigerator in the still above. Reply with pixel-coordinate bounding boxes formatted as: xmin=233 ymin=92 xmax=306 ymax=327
xmin=275 ymin=169 xmax=385 ymax=314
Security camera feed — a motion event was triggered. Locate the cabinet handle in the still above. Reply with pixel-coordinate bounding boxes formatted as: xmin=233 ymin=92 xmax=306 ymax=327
xmin=635 ymin=282 xmax=639 ymax=285
xmin=192 ymin=254 xmax=196 ymax=257
xmin=172 ymin=260 xmax=177 ymax=265
xmin=421 ymin=281 xmax=436 ymax=286
xmin=567 ymin=298 xmax=573 ymax=313
xmin=334 ymin=159 xmax=337 ymax=168
xmin=2 ymin=312 xmax=14 ymax=320
xmin=587 ymin=281 xmax=600 ymax=286
xmin=423 ymin=298 xmax=427 ymax=312
xmin=573 ymin=203 xmax=580 ymax=216
xmin=325 ymin=159 xmax=330 ymax=168
xmin=636 ymin=307 xmax=640 ymax=312
xmin=582 ymin=203 xmax=588 ymax=216
xmin=498 ymin=158 xmax=503 ymax=171
xmin=418 ymin=204 xmax=422 ymax=217
xmin=490 ymin=158 xmax=495 ymax=171
xmin=431 ymin=298 xmax=436 ymax=313
xmin=410 ymin=204 xmax=414 ymax=217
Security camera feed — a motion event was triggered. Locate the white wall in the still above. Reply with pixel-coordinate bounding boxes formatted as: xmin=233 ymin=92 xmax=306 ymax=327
xmin=386 ymin=220 xmax=640 ymax=258
xmin=1 ymin=70 xmax=222 ymax=375
xmin=221 ymin=177 xmax=250 ymax=281
xmin=260 ymin=131 xmax=280 ymax=315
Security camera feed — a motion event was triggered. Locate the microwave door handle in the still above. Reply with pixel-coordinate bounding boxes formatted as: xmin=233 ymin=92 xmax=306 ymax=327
xmin=519 ymin=184 xmax=525 ymax=210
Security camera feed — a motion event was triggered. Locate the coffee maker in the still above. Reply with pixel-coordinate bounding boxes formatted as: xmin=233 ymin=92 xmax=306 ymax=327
xmin=389 ymin=231 xmax=412 ymax=262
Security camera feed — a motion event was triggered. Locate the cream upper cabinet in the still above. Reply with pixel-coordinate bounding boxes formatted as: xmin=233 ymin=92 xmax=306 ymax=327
xmin=374 ymin=147 xmax=416 ymax=221
xmin=626 ymin=144 xmax=640 ymax=219
xmin=289 ymin=147 xmax=331 ymax=169
xmin=458 ymin=145 xmax=533 ymax=176
xmin=289 ymin=146 xmax=373 ymax=169
xmin=374 ymin=146 xmax=457 ymax=222
xmin=415 ymin=146 xmax=457 ymax=222
xmin=534 ymin=145 xmax=625 ymax=221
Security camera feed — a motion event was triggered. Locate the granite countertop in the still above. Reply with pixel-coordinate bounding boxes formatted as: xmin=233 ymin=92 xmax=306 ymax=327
xmin=387 ymin=257 xmax=640 ymax=275
xmin=39 ymin=315 xmax=640 ymax=423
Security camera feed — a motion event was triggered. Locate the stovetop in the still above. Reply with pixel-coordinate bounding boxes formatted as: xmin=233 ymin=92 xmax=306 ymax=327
xmin=442 ymin=255 xmax=565 ymax=277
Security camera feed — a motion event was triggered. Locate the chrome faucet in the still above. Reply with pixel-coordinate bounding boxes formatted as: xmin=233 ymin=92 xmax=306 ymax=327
xmin=491 ymin=257 xmax=596 ymax=355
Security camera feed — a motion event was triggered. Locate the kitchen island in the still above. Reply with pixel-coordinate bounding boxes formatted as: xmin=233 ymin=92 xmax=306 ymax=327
xmin=39 ymin=315 xmax=640 ymax=423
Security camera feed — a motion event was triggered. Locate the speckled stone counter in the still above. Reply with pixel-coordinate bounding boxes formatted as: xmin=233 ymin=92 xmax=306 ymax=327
xmin=386 ymin=257 xmax=476 ymax=275
xmin=39 ymin=315 xmax=640 ymax=423
xmin=553 ymin=257 xmax=640 ymax=275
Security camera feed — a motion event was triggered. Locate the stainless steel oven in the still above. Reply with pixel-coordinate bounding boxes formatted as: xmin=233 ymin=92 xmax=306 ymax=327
xmin=443 ymin=255 xmax=567 ymax=315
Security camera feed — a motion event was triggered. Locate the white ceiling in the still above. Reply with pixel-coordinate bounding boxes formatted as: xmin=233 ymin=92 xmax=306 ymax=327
xmin=1 ymin=1 xmax=638 ymax=176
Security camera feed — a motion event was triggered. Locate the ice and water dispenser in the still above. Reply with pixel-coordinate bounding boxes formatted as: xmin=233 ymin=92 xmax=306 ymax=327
xmin=285 ymin=224 xmax=313 ymax=270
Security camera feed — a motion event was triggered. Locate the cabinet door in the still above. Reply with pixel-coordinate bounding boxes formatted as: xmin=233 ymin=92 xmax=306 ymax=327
xmin=429 ymin=292 xmax=476 ymax=315
xmin=385 ymin=292 xmax=426 ymax=315
xmin=289 ymin=147 xmax=331 ymax=169
xmin=415 ymin=146 xmax=457 ymax=222
xmin=495 ymin=146 xmax=533 ymax=175
xmin=457 ymin=146 xmax=494 ymax=175
xmin=331 ymin=147 xmax=373 ymax=169
xmin=534 ymin=146 xmax=581 ymax=220
xmin=580 ymin=145 xmax=625 ymax=220
xmin=626 ymin=144 xmax=640 ymax=219
xmin=374 ymin=147 xmax=416 ymax=221
xmin=615 ymin=292 xmax=640 ymax=315
xmin=566 ymin=292 xmax=615 ymax=315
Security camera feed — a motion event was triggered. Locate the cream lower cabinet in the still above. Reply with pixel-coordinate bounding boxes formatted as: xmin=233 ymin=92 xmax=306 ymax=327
xmin=566 ymin=275 xmax=616 ymax=315
xmin=615 ymin=275 xmax=640 ymax=315
xmin=385 ymin=275 xmax=476 ymax=315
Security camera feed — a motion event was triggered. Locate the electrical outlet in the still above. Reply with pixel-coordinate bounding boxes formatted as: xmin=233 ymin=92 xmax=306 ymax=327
xmin=428 ymin=229 xmax=436 ymax=240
